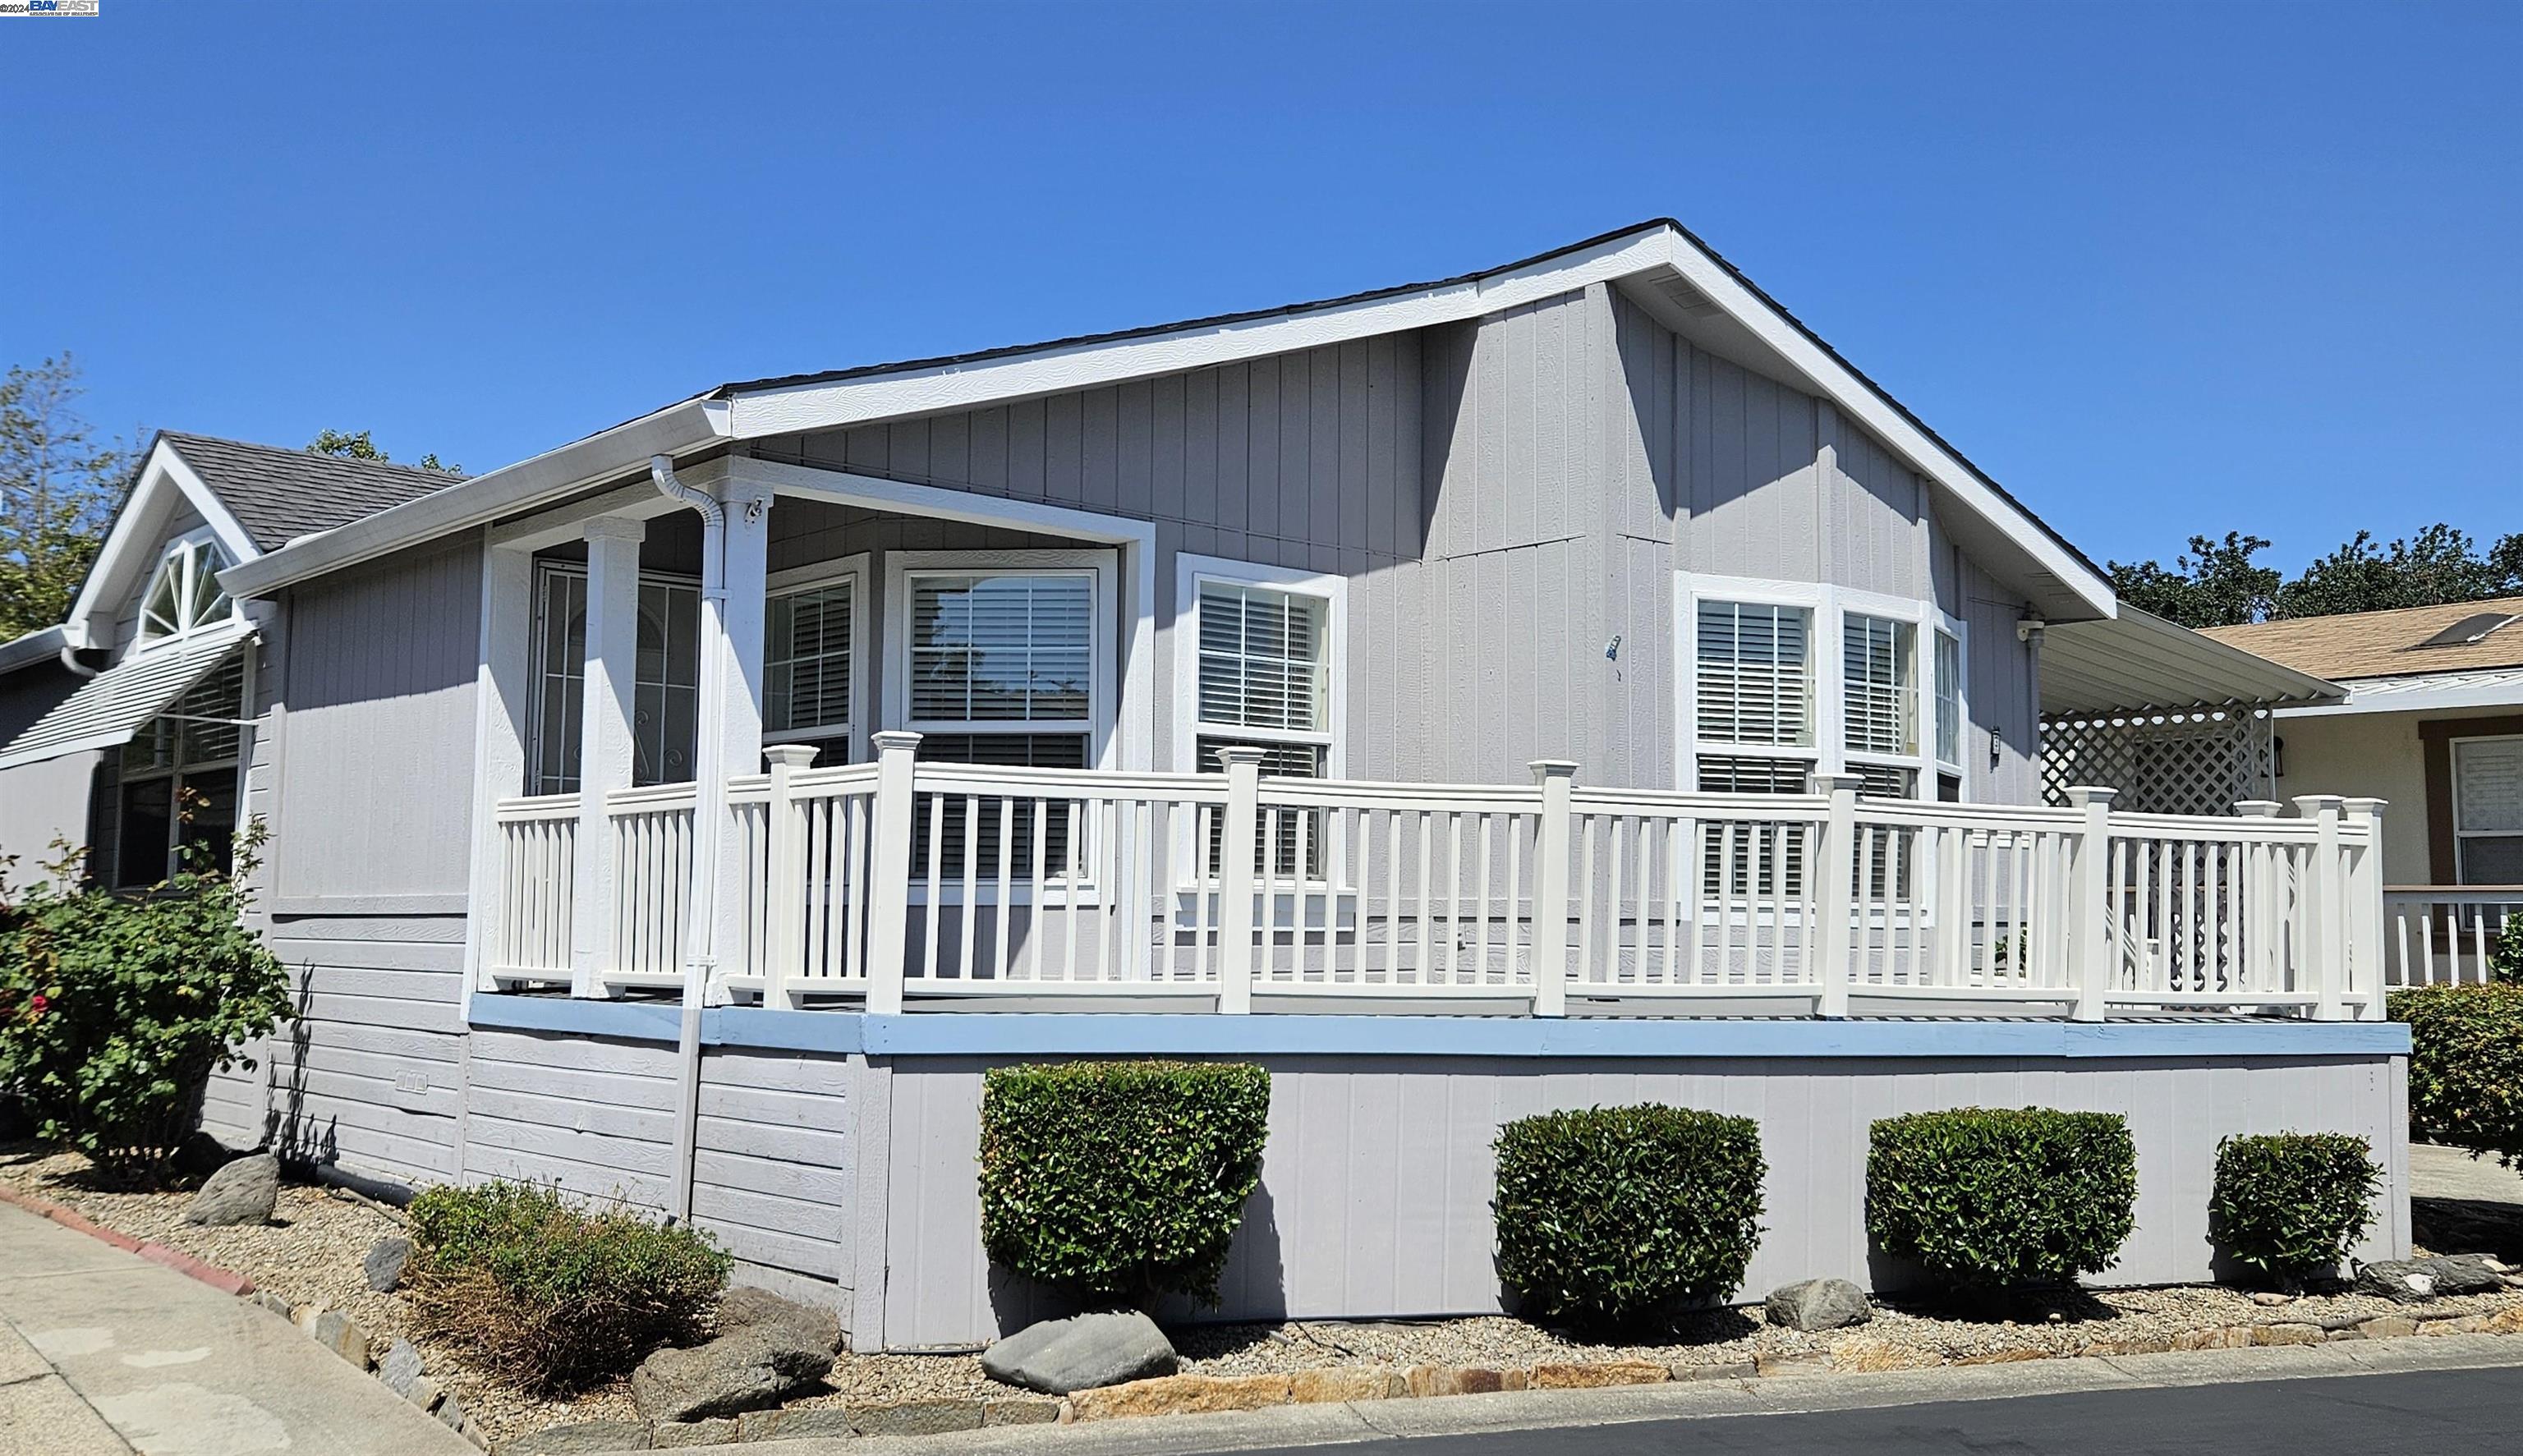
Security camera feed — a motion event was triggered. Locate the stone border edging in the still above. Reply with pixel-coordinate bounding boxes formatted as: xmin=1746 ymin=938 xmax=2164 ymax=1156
xmin=0 ymin=1181 xmax=256 ymax=1297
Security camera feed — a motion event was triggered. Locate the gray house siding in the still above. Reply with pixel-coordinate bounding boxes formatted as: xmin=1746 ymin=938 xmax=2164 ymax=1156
xmin=0 ymin=749 xmax=97 ymax=875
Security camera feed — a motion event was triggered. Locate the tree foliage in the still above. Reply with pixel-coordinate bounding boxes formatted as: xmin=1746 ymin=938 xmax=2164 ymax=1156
xmin=2111 ymin=525 xmax=2523 ymax=629
xmin=0 ymin=355 xmax=132 ymax=641
xmin=306 ymin=428 xmax=457 ymax=475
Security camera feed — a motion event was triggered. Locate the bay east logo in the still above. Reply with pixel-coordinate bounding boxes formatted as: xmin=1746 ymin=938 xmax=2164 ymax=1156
xmin=0 ymin=0 xmax=103 ymax=15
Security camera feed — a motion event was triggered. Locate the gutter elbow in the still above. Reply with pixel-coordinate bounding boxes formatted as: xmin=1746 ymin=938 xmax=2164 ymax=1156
xmin=58 ymin=645 xmax=97 ymax=679
xmin=650 ymin=454 xmax=724 ymax=530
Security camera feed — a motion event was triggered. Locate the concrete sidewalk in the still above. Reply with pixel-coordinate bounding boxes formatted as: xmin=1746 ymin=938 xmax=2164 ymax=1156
xmin=0 ymin=1201 xmax=473 ymax=1456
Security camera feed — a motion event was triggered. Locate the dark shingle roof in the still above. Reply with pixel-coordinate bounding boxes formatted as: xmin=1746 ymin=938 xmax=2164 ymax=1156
xmin=160 ymin=432 xmax=464 ymax=551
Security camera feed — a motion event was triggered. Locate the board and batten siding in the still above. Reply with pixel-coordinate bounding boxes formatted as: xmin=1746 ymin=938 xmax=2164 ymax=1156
xmin=867 ymin=1051 xmax=2406 ymax=1351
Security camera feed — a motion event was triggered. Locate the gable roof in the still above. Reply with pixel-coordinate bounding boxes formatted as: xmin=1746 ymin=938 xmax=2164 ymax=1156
xmin=159 ymin=432 xmax=461 ymax=552
xmin=2200 ymin=596 xmax=2523 ymax=682
xmin=223 ymin=220 xmax=2122 ymax=621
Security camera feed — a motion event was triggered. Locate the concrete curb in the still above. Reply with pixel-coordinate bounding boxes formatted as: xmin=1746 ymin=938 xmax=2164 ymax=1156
xmin=0 ymin=1182 xmax=257 ymax=1297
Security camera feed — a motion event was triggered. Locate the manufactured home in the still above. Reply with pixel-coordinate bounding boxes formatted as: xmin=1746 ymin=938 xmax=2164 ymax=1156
xmin=0 ymin=221 xmax=2409 ymax=1348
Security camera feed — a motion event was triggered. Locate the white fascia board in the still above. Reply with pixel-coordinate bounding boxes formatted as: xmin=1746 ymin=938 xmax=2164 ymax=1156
xmin=62 ymin=439 xmax=261 ymax=648
xmin=2282 ymin=676 xmax=2523 ymax=719
xmin=0 ymin=625 xmax=69 ymax=677
xmin=723 ymin=229 xmax=1682 ymax=437
xmin=218 ymin=397 xmax=731 ymax=600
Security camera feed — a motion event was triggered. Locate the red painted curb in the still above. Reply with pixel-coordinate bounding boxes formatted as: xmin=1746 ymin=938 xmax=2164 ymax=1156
xmin=0 ymin=1180 xmax=257 ymax=1297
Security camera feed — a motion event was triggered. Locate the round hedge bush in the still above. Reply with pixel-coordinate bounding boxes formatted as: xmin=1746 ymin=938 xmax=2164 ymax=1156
xmin=2209 ymin=1132 xmax=2381 ymax=1284
xmin=1491 ymin=1104 xmax=1766 ymax=1330
xmin=2394 ymin=984 xmax=2523 ymax=1169
xmin=1866 ymin=1107 xmax=2135 ymax=1291
xmin=978 ymin=1059 xmax=1270 ymax=1303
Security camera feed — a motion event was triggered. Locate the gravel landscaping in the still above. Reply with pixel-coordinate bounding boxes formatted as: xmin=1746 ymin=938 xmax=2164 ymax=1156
xmin=13 ymin=1137 xmax=2523 ymax=1452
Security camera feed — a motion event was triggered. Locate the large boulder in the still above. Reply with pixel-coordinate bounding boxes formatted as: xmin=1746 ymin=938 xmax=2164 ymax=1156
xmin=2415 ymin=1253 xmax=2507 ymax=1296
xmin=2355 ymin=1255 xmax=2503 ymax=1303
xmin=715 ymin=1284 xmax=842 ymax=1354
xmin=631 ymin=1328 xmax=835 ymax=1423
xmin=365 ymin=1236 xmax=412 ymax=1293
xmin=979 ymin=1311 xmax=1177 ymax=1395
xmin=1764 ymin=1277 xmax=1873 ymax=1332
xmin=183 ymin=1153 xmax=279 ymax=1226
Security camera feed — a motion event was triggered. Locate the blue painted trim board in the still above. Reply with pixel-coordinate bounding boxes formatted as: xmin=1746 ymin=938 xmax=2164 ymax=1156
xmin=469 ymin=998 xmax=2408 ymax=1060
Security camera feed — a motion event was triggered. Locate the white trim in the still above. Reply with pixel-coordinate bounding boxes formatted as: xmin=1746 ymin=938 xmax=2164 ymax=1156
xmin=733 ymin=457 xmax=1156 ymax=772
xmin=1170 ymin=553 xmax=1349 ymax=779
xmin=130 ymin=528 xmax=242 ymax=652
xmin=764 ymin=553 xmax=870 ymax=766
xmin=67 ymin=439 xmax=259 ymax=649
xmin=880 ymin=549 xmax=1121 ymax=770
xmin=2282 ymin=673 xmax=2523 ymax=719
xmin=1931 ymin=613 xmax=1970 ymax=785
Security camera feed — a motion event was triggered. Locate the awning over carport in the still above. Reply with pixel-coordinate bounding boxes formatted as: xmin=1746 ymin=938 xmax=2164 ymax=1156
xmin=2040 ymin=607 xmax=2343 ymax=715
xmin=0 ymin=622 xmax=252 ymax=771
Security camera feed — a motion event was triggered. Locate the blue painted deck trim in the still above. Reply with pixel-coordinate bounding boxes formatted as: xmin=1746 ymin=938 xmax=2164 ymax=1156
xmin=469 ymin=998 xmax=2407 ymax=1059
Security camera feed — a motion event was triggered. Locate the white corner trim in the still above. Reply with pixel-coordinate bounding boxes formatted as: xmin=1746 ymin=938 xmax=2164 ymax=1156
xmin=879 ymin=549 xmax=1128 ymax=773
xmin=1170 ymin=553 xmax=1349 ymax=779
xmin=67 ymin=439 xmax=259 ymax=647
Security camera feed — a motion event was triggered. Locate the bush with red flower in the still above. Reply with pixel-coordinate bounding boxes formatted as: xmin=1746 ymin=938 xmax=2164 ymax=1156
xmin=1 ymin=817 xmax=292 ymax=1181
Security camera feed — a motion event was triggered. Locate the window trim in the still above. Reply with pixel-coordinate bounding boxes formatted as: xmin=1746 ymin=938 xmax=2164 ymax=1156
xmin=1675 ymin=572 xmax=1965 ymax=801
xmin=1932 ymin=617 xmax=1969 ymax=779
xmin=1170 ymin=553 xmax=1348 ymax=779
xmin=765 ymin=554 xmax=870 ymax=766
xmin=881 ymin=549 xmax=1120 ymax=769
xmin=2450 ymin=733 xmax=2523 ymax=887
xmin=131 ymin=529 xmax=240 ymax=652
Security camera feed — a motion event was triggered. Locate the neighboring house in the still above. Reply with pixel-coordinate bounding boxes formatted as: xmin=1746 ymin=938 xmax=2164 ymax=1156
xmin=2199 ymin=597 xmax=2523 ymax=983
xmin=0 ymin=221 xmax=2410 ymax=1347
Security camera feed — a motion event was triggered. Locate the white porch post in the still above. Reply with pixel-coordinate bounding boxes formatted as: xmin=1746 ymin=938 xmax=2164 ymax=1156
xmin=1528 ymin=760 xmax=1579 ymax=1017
xmin=2346 ymin=798 xmax=2389 ymax=1022
xmin=2066 ymin=785 xmax=2117 ymax=1023
xmin=2297 ymin=793 xmax=2348 ymax=1021
xmin=572 ymin=517 xmax=645 ymax=998
xmin=704 ymin=480 xmax=774 ymax=1005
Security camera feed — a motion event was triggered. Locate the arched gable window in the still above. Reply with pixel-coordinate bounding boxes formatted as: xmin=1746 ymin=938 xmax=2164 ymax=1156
xmin=135 ymin=533 xmax=237 ymax=647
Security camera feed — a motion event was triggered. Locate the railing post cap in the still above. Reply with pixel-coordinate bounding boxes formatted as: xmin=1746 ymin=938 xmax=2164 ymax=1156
xmin=2291 ymin=792 xmax=2347 ymax=814
xmin=1528 ymin=758 xmax=1580 ymax=782
xmin=2232 ymin=799 xmax=2284 ymax=818
xmin=871 ymin=730 xmax=924 ymax=753
xmin=2066 ymin=785 xmax=2119 ymax=808
xmin=2343 ymin=796 xmax=2388 ymax=815
xmin=1216 ymin=745 xmax=1270 ymax=769
xmin=1809 ymin=772 xmax=1864 ymax=794
xmin=763 ymin=744 xmax=820 ymax=769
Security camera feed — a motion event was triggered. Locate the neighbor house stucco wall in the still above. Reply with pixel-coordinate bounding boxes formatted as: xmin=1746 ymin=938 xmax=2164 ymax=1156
xmin=2271 ymin=710 xmax=2433 ymax=884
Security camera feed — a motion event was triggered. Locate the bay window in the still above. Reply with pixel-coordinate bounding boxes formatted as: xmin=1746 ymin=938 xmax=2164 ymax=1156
xmin=1842 ymin=612 xmax=1919 ymax=798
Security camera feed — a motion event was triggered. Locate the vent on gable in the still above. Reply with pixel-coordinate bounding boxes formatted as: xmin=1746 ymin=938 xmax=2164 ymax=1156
xmin=2418 ymin=612 xmax=2521 ymax=649
xmin=1656 ymin=275 xmax=1724 ymax=319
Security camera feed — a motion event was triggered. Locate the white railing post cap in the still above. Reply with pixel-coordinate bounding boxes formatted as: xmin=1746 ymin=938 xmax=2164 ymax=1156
xmin=2343 ymin=797 xmax=2387 ymax=815
xmin=1809 ymin=772 xmax=1864 ymax=795
xmin=2065 ymin=785 xmax=2119 ymax=809
xmin=1216 ymin=746 xmax=1270 ymax=769
xmin=763 ymin=744 xmax=820 ymax=769
xmin=871 ymin=730 xmax=923 ymax=753
xmin=1528 ymin=758 xmax=1579 ymax=783
xmin=2292 ymin=793 xmax=2347 ymax=815
xmin=2232 ymin=799 xmax=2283 ymax=818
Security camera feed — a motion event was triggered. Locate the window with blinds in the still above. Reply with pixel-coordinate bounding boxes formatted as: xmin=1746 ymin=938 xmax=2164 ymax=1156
xmin=1843 ymin=613 xmax=1916 ymax=760
xmin=2455 ymin=737 xmax=2523 ymax=885
xmin=113 ymin=651 xmax=246 ymax=888
xmin=767 ymin=579 xmax=854 ymax=762
xmin=1934 ymin=629 xmax=1962 ymax=768
xmin=1197 ymin=583 xmax=1328 ymax=733
xmin=1697 ymin=602 xmax=1812 ymax=749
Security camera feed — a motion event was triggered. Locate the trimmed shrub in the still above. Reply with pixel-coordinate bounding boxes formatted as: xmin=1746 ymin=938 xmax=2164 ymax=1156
xmin=0 ymin=828 xmax=292 ymax=1180
xmin=1491 ymin=1105 xmax=1766 ymax=1330
xmin=2394 ymin=983 xmax=2523 ymax=1168
xmin=406 ymin=1180 xmax=729 ymax=1394
xmin=978 ymin=1059 xmax=1270 ymax=1303
xmin=2210 ymin=1132 xmax=2382 ymax=1284
xmin=1867 ymin=1108 xmax=2136 ymax=1291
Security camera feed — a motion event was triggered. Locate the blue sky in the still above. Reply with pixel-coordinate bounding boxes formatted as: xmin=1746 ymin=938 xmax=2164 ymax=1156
xmin=2 ymin=0 xmax=2513 ymax=572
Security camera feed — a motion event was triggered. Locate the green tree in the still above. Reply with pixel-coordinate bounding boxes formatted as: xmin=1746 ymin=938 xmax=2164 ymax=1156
xmin=0 ymin=356 xmax=132 ymax=641
xmin=2276 ymin=524 xmax=2522 ymax=618
xmin=306 ymin=428 xmax=457 ymax=475
xmin=2107 ymin=531 xmax=2282 ymax=628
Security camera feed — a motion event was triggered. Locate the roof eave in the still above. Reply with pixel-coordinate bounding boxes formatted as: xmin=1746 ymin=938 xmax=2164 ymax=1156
xmin=0 ymin=625 xmax=70 ymax=677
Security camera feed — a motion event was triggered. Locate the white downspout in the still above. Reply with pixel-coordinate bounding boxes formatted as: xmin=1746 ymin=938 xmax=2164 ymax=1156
xmin=58 ymin=645 xmax=97 ymax=679
xmin=652 ymin=455 xmax=724 ymax=1225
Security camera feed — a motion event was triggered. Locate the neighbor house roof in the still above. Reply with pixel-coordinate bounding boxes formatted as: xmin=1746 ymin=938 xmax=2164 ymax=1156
xmin=222 ymin=220 xmax=2122 ymax=622
xmin=158 ymin=432 xmax=461 ymax=552
xmin=2201 ymin=597 xmax=2523 ymax=682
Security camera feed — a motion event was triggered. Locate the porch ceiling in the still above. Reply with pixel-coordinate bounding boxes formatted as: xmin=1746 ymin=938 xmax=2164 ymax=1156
xmin=2041 ymin=606 xmax=2344 ymax=716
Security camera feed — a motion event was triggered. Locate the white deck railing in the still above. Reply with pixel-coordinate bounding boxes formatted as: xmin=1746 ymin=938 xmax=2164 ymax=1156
xmin=2384 ymin=887 xmax=2523 ymax=985
xmin=484 ymin=737 xmax=2388 ymax=1020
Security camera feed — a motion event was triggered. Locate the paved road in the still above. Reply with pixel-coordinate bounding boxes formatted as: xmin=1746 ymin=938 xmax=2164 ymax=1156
xmin=1217 ymin=1365 xmax=2523 ymax=1456
xmin=0 ymin=1201 xmax=471 ymax=1456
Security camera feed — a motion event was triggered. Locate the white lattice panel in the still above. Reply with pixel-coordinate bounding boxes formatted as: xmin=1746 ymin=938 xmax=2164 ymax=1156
xmin=2039 ymin=707 xmax=2276 ymax=815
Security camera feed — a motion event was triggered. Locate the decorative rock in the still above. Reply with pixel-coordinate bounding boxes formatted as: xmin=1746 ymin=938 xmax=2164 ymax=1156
xmin=650 ymin=1418 xmax=738 ymax=1448
xmin=1529 ymin=1359 xmax=1668 ymax=1388
xmin=183 ymin=1153 xmax=280 ymax=1226
xmin=436 ymin=1392 xmax=471 ymax=1433
xmin=365 ymin=1236 xmax=413 ymax=1293
xmin=1753 ymin=1351 xmax=1831 ymax=1377
xmin=2250 ymin=1291 xmax=2291 ymax=1307
xmin=985 ymin=1396 xmax=1069 ymax=1425
xmin=1829 ymin=1339 xmax=1933 ymax=1373
xmin=2169 ymin=1326 xmax=2253 ymax=1350
xmin=2250 ymin=1323 xmax=2324 ymax=1347
xmin=2358 ymin=1260 xmax=2448 ymax=1303
xmin=714 ymin=1284 xmax=843 ymax=1354
xmin=250 ymin=1290 xmax=293 ymax=1319
xmin=979 ymin=1311 xmax=1177 ymax=1395
xmin=1404 ymin=1366 xmax=1523 ymax=1397
xmin=404 ymin=1376 xmax=444 ymax=1414
xmin=1289 ymin=1367 xmax=1404 ymax=1403
xmin=311 ymin=1308 xmax=371 ymax=1369
xmin=1669 ymin=1361 xmax=1758 ymax=1382
xmin=2415 ymin=1254 xmax=2508 ymax=1296
xmin=377 ymin=1339 xmax=425 ymax=1399
xmin=2420 ymin=1314 xmax=2491 ymax=1335
xmin=1765 ymin=1277 xmax=1873 ymax=1332
xmin=630 ymin=1328 xmax=835 ymax=1422
xmin=502 ymin=1422 xmax=655 ymax=1454
xmin=1953 ymin=1348 xmax=2049 ymax=1366
xmin=852 ymin=1399 xmax=986 ymax=1435
xmin=1068 ymin=1372 xmax=1291 ymax=1422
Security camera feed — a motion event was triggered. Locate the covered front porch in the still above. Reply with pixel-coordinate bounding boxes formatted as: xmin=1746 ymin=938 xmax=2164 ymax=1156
xmin=462 ymin=457 xmax=2391 ymax=1022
